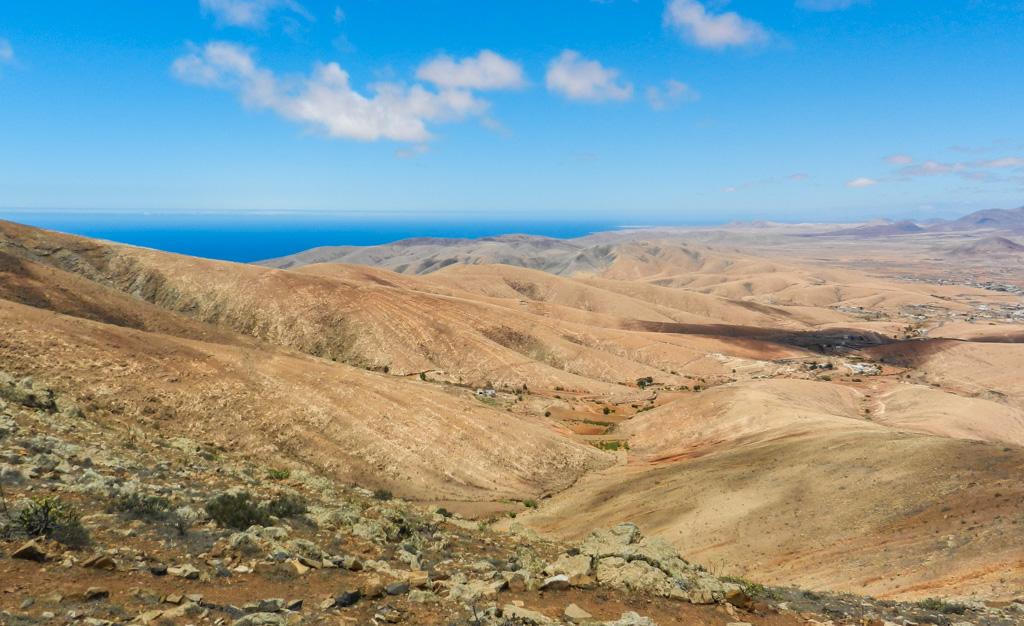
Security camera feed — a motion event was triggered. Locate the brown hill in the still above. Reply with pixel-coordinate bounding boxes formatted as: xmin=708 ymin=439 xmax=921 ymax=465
xmin=3 ymin=218 xmax=1024 ymax=601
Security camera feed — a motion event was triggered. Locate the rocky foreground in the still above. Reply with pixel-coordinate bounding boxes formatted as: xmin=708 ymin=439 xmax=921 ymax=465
xmin=1 ymin=372 xmax=1023 ymax=626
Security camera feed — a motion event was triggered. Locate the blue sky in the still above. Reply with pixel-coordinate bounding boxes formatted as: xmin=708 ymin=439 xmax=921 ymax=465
xmin=1 ymin=0 xmax=1023 ymax=224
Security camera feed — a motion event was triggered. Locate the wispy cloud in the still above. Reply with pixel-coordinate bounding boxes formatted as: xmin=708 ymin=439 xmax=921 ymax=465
xmin=720 ymin=173 xmax=809 ymax=192
xmin=395 ymin=144 xmax=431 ymax=159
xmin=846 ymin=177 xmax=879 ymax=188
xmin=416 ymin=50 xmax=525 ymax=91
xmin=172 ymin=41 xmax=496 ymax=142
xmin=883 ymin=153 xmax=914 ymax=165
xmin=663 ymin=0 xmax=769 ymax=50
xmin=545 ymin=50 xmax=632 ymax=103
xmin=795 ymin=0 xmax=867 ymax=11
xmin=646 ymin=79 xmax=699 ymax=110
xmin=0 ymin=38 xmax=13 ymax=65
xmin=333 ymin=6 xmax=345 ymax=24
xmin=898 ymin=157 xmax=1024 ymax=177
xmin=199 ymin=0 xmax=313 ymax=28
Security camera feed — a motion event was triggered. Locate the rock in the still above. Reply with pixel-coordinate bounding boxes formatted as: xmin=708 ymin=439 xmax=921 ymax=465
xmin=407 ymin=570 xmax=430 ymax=588
xmin=82 ymin=587 xmax=109 ymax=601
xmin=149 ymin=565 xmax=168 ymax=576
xmin=164 ymin=593 xmax=184 ymax=605
xmin=228 ymin=532 xmax=263 ymax=555
xmin=726 ymin=623 xmax=754 ymax=626
xmin=256 ymin=526 xmax=289 ymax=542
xmin=12 ymin=540 xmax=47 ymax=562
xmin=284 ymin=599 xmax=302 ymax=611
xmin=386 ymin=581 xmax=410 ymax=596
xmin=501 ymin=604 xmax=559 ymax=626
xmin=361 ymin=576 xmax=384 ymax=599
xmin=167 ymin=564 xmax=200 ymax=579
xmin=20 ymin=599 xmax=34 ymax=610
xmin=569 ymin=573 xmax=595 ymax=588
xmin=135 ymin=609 xmax=165 ymax=624
xmin=545 ymin=553 xmax=592 ymax=579
xmin=408 ymin=590 xmax=440 ymax=604
xmin=508 ymin=522 xmax=541 ymax=541
xmin=339 ymin=555 xmax=363 ymax=571
xmin=508 ymin=570 xmax=530 ymax=592
xmin=540 ymin=574 xmax=571 ymax=591
xmin=289 ymin=559 xmax=309 ymax=575
xmin=564 ymin=603 xmax=593 ymax=622
xmin=334 ymin=591 xmax=361 ymax=608
xmin=39 ymin=590 xmax=64 ymax=604
xmin=233 ymin=612 xmax=286 ymax=626
xmin=516 ymin=547 xmax=547 ymax=574
xmin=604 ymin=612 xmax=658 ymax=626
xmin=374 ymin=605 xmax=406 ymax=623
xmin=595 ymin=557 xmax=673 ymax=597
xmin=255 ymin=598 xmax=284 ymax=613
xmin=688 ymin=589 xmax=716 ymax=604
xmin=726 ymin=590 xmax=753 ymax=611
xmin=287 ymin=539 xmax=327 ymax=562
xmin=447 ymin=584 xmax=482 ymax=605
xmin=82 ymin=554 xmax=117 ymax=570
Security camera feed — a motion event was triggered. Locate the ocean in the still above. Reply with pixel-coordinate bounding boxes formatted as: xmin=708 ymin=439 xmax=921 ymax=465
xmin=0 ymin=210 xmax=630 ymax=264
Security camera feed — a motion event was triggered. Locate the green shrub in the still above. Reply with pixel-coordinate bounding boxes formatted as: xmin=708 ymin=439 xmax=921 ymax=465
xmin=205 ymin=491 xmax=270 ymax=529
xmin=266 ymin=494 xmax=308 ymax=518
xmin=544 ymin=411 xmax=551 ymax=417
xmin=373 ymin=489 xmax=393 ymax=501
xmin=110 ymin=492 xmax=172 ymax=522
xmin=915 ymin=598 xmax=968 ymax=615
xmin=15 ymin=497 xmax=89 ymax=549
xmin=266 ymin=468 xmax=291 ymax=480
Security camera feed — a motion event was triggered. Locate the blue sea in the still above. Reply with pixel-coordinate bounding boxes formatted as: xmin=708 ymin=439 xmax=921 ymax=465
xmin=0 ymin=210 xmax=639 ymax=264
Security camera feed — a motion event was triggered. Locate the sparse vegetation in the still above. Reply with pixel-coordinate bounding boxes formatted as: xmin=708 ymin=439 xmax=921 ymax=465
xmin=109 ymin=491 xmax=172 ymax=522
xmin=14 ymin=496 xmax=89 ymax=549
xmin=915 ymin=597 xmax=968 ymax=615
xmin=373 ymin=488 xmax=393 ymax=501
xmin=205 ymin=491 xmax=270 ymax=530
xmin=265 ymin=494 xmax=308 ymax=518
xmin=266 ymin=468 xmax=291 ymax=480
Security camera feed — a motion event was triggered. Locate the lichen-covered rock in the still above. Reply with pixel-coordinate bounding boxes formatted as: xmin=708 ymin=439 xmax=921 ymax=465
xmin=228 ymin=532 xmax=263 ymax=554
xmin=545 ymin=553 xmax=592 ymax=578
xmin=287 ymin=539 xmax=327 ymax=562
xmin=595 ymin=558 xmax=674 ymax=597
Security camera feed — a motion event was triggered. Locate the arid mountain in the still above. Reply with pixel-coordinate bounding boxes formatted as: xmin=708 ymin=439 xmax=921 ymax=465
xmin=927 ymin=206 xmax=1024 ymax=233
xmin=2 ymin=218 xmax=1024 ymax=602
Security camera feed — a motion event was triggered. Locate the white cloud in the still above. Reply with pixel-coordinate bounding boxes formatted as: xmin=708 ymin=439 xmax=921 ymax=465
xmin=545 ymin=50 xmax=632 ymax=103
xmin=333 ymin=6 xmax=345 ymax=24
xmin=883 ymin=153 xmax=914 ymax=165
xmin=788 ymin=173 xmax=809 ymax=180
xmin=199 ymin=0 xmax=312 ymax=28
xmin=846 ymin=177 xmax=879 ymax=188
xmin=795 ymin=0 xmax=867 ymax=11
xmin=416 ymin=50 xmax=525 ymax=91
xmin=898 ymin=157 xmax=1024 ymax=177
xmin=172 ymin=41 xmax=492 ymax=142
xmin=663 ymin=0 xmax=769 ymax=49
xmin=646 ymin=78 xmax=699 ymax=110
xmin=0 ymin=38 xmax=13 ymax=64
xmin=395 ymin=144 xmax=431 ymax=159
